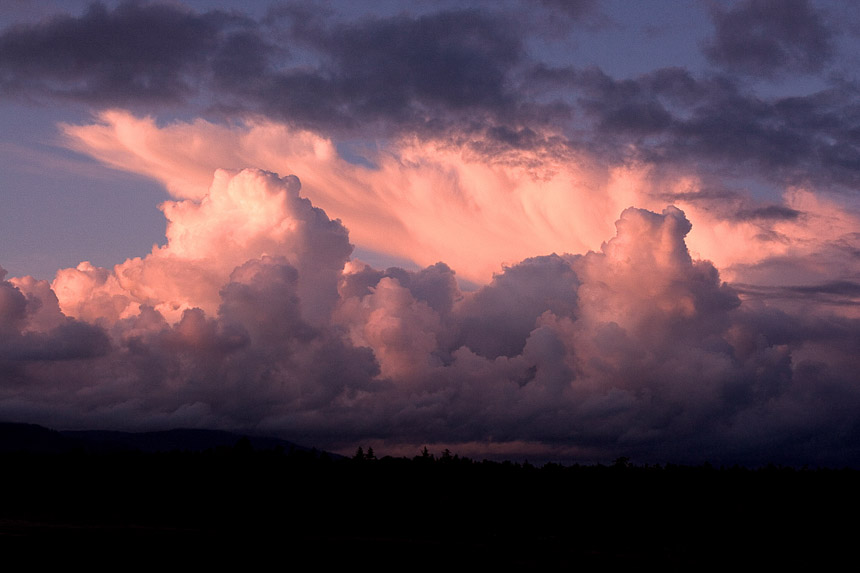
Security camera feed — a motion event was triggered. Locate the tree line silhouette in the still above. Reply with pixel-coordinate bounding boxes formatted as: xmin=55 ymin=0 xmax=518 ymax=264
xmin=0 ymin=429 xmax=856 ymax=565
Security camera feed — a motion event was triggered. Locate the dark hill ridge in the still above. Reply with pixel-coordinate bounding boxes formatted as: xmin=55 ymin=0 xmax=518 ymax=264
xmin=0 ymin=422 xmax=79 ymax=453
xmin=60 ymin=428 xmax=313 ymax=454
xmin=0 ymin=421 xmax=326 ymax=455
xmin=0 ymin=423 xmax=857 ymax=566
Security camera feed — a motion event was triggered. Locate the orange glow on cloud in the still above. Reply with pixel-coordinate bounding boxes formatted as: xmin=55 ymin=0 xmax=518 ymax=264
xmin=51 ymin=168 xmax=351 ymax=323
xmin=61 ymin=111 xmax=654 ymax=283
xmin=60 ymin=110 xmax=860 ymax=296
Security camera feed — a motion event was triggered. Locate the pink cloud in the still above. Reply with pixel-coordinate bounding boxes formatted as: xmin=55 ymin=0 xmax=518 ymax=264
xmin=61 ymin=111 xmax=859 ymax=294
xmin=0 ymin=114 xmax=856 ymax=465
xmin=52 ymin=168 xmax=351 ymax=324
xmin=61 ymin=111 xmax=649 ymax=283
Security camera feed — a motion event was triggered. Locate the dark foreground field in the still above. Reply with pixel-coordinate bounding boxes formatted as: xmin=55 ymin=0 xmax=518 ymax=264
xmin=0 ymin=423 xmax=856 ymax=566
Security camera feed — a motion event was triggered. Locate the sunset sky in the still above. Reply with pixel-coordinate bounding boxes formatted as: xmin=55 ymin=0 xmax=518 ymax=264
xmin=1 ymin=0 xmax=859 ymax=465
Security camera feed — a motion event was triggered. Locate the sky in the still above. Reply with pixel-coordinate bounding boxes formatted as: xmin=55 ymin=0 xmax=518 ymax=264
xmin=1 ymin=0 xmax=860 ymax=466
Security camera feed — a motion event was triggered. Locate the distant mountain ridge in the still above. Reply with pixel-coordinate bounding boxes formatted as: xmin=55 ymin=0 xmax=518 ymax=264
xmin=0 ymin=421 xmax=327 ymax=455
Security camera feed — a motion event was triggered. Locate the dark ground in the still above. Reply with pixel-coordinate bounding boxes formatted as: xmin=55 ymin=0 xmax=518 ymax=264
xmin=0 ymin=423 xmax=856 ymax=566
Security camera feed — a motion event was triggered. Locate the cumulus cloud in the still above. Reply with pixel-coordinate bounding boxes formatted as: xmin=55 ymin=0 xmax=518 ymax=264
xmin=0 ymin=267 xmax=110 ymax=363
xmin=331 ymin=203 xmax=860 ymax=464
xmin=4 ymin=177 xmax=860 ymax=466
xmin=51 ymin=168 xmax=351 ymax=325
xmin=0 ymin=180 xmax=378 ymax=432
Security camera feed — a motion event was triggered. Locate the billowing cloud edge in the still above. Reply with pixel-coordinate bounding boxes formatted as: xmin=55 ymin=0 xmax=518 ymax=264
xmin=2 ymin=166 xmax=859 ymax=466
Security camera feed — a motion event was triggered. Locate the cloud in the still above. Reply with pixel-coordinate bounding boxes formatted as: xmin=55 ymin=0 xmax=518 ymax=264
xmin=61 ymin=110 xmax=644 ymax=283
xmin=568 ymin=66 xmax=860 ymax=191
xmin=329 ymin=204 xmax=860 ymax=464
xmin=3 ymin=2 xmax=860 ymax=465
xmin=5 ymin=2 xmax=860 ymax=197
xmin=0 ymin=268 xmax=110 ymax=362
xmin=735 ymin=205 xmax=802 ymax=221
xmin=3 ymin=174 xmax=860 ymax=465
xmin=0 ymin=1 xmax=263 ymax=105
xmin=0 ymin=185 xmax=379 ymax=432
xmin=257 ymin=7 xmax=524 ymax=133
xmin=61 ymin=110 xmax=860 ymax=299
xmin=51 ymin=168 xmax=352 ymax=325
xmin=0 ymin=2 xmax=532 ymax=137
xmin=535 ymin=0 xmax=600 ymax=21
xmin=452 ymin=254 xmax=579 ymax=359
xmin=734 ymin=281 xmax=860 ymax=315
xmin=703 ymin=0 xmax=834 ymax=76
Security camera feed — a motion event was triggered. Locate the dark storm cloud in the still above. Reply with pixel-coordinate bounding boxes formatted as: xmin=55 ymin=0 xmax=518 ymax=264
xmin=0 ymin=320 xmax=111 ymax=361
xmin=565 ymin=66 xmax=860 ymax=191
xmin=0 ymin=2 xmax=536 ymax=135
xmin=735 ymin=205 xmax=802 ymax=221
xmin=735 ymin=280 xmax=860 ymax=306
xmin=703 ymin=0 xmax=834 ymax=76
xmin=0 ymin=1 xmax=265 ymax=105
xmin=453 ymin=255 xmax=579 ymax=359
xmin=790 ymin=280 xmax=860 ymax=297
xmin=526 ymin=62 xmax=860 ymax=190
xmin=576 ymin=67 xmax=674 ymax=135
xmin=673 ymin=84 xmax=860 ymax=185
xmin=0 ymin=269 xmax=110 ymax=361
xmin=4 ymin=1 xmax=860 ymax=192
xmin=659 ymin=186 xmax=741 ymax=203
xmin=253 ymin=7 xmax=525 ymax=132
xmin=535 ymin=0 xmax=601 ymax=21
xmin=339 ymin=262 xmax=461 ymax=317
